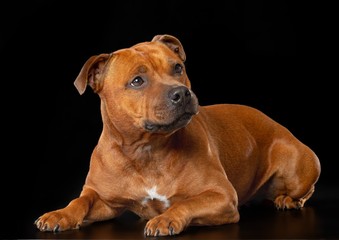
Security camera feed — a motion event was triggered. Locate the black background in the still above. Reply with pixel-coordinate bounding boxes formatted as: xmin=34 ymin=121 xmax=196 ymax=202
xmin=1 ymin=1 xmax=336 ymax=239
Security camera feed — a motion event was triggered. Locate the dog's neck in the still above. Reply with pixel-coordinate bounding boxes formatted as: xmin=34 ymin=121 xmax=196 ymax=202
xmin=101 ymin=119 xmax=178 ymax=161
xmin=131 ymin=133 xmax=180 ymax=162
xmin=99 ymin=101 xmax=186 ymax=163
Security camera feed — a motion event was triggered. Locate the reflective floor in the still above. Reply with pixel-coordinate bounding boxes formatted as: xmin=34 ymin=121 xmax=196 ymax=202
xmin=8 ymin=183 xmax=339 ymax=239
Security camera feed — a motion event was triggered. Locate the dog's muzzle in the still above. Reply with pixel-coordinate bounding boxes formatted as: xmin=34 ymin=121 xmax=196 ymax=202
xmin=144 ymin=86 xmax=199 ymax=133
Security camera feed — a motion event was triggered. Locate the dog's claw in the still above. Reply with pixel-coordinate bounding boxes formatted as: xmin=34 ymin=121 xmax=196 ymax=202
xmin=144 ymin=228 xmax=150 ymax=237
xmin=169 ymin=226 xmax=174 ymax=236
xmin=43 ymin=223 xmax=48 ymax=231
xmin=53 ymin=224 xmax=60 ymax=232
xmin=275 ymin=205 xmax=286 ymax=211
xmin=34 ymin=217 xmax=40 ymax=225
xmin=295 ymin=201 xmax=303 ymax=210
xmin=34 ymin=221 xmax=38 ymax=227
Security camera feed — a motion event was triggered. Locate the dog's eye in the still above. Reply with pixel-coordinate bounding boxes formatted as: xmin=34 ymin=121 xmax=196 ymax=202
xmin=130 ymin=76 xmax=144 ymax=87
xmin=174 ymin=63 xmax=183 ymax=74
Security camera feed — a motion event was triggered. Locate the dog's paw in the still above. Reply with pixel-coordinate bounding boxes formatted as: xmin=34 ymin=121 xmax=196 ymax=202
xmin=144 ymin=215 xmax=186 ymax=236
xmin=34 ymin=210 xmax=82 ymax=232
xmin=274 ymin=195 xmax=305 ymax=210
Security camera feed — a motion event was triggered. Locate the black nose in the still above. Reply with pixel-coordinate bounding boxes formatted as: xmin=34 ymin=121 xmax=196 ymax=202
xmin=168 ymin=86 xmax=191 ymax=105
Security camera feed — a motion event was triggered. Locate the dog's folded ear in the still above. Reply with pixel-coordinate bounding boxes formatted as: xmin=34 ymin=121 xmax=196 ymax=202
xmin=74 ymin=53 xmax=111 ymax=95
xmin=152 ymin=34 xmax=186 ymax=62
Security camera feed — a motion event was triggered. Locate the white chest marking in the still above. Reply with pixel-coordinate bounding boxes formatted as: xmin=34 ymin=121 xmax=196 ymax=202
xmin=142 ymin=186 xmax=170 ymax=208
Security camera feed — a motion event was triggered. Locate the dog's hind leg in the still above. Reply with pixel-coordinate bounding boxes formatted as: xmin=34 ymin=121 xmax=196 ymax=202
xmin=265 ymin=139 xmax=321 ymax=210
xmin=273 ymin=185 xmax=315 ymax=210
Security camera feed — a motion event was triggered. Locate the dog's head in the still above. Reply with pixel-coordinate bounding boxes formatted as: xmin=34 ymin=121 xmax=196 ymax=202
xmin=74 ymin=34 xmax=199 ymax=134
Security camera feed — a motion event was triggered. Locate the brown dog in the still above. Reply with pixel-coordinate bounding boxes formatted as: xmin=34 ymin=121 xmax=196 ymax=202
xmin=34 ymin=34 xmax=321 ymax=237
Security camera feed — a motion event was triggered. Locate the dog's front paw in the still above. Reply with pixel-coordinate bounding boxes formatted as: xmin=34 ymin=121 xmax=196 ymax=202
xmin=34 ymin=210 xmax=82 ymax=232
xmin=144 ymin=215 xmax=187 ymax=236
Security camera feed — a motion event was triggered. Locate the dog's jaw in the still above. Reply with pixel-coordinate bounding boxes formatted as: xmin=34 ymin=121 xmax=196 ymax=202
xmin=144 ymin=111 xmax=197 ymax=133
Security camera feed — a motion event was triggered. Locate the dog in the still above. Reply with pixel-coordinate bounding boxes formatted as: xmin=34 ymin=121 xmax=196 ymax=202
xmin=34 ymin=34 xmax=321 ymax=237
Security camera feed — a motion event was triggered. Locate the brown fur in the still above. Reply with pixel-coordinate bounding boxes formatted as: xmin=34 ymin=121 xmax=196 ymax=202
xmin=35 ymin=34 xmax=321 ymax=237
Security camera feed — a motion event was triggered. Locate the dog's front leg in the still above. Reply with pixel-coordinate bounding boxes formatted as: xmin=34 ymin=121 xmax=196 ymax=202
xmin=35 ymin=187 xmax=122 ymax=232
xmin=144 ymin=188 xmax=239 ymax=236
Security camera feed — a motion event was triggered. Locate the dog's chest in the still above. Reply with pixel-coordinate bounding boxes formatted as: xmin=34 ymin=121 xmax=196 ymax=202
xmin=142 ymin=186 xmax=170 ymax=208
xmin=131 ymin=186 xmax=171 ymax=219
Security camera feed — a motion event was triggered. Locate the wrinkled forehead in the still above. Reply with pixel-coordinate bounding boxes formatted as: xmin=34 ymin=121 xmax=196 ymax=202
xmin=113 ymin=42 xmax=181 ymax=70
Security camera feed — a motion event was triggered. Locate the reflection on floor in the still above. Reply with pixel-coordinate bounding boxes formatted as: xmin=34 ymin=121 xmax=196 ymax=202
xmin=9 ymin=183 xmax=339 ymax=239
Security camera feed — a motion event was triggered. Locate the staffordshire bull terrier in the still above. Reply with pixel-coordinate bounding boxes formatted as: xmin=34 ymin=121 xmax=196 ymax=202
xmin=35 ymin=34 xmax=321 ymax=237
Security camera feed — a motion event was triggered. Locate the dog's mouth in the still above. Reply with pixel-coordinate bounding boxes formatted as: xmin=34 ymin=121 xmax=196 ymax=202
xmin=143 ymin=86 xmax=199 ymax=133
xmin=144 ymin=111 xmax=197 ymax=133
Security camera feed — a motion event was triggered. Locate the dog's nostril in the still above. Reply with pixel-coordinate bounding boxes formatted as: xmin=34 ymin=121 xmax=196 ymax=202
xmin=169 ymin=86 xmax=190 ymax=105
xmin=172 ymin=93 xmax=181 ymax=103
